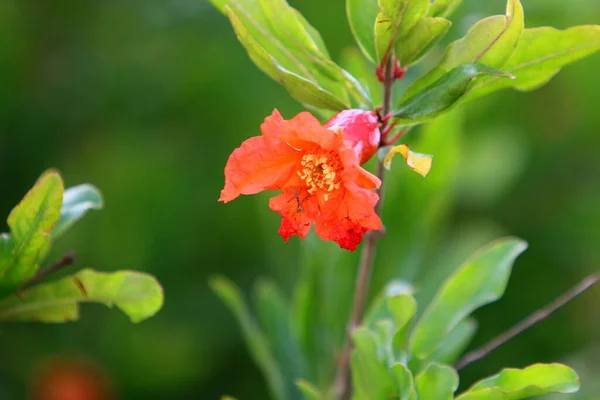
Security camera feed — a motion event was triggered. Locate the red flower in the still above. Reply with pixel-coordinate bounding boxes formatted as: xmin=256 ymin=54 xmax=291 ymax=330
xmin=219 ymin=109 xmax=382 ymax=251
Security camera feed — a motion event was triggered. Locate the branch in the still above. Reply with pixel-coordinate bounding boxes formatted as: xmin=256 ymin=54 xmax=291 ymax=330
xmin=334 ymin=56 xmax=396 ymax=400
xmin=18 ymin=252 xmax=76 ymax=294
xmin=455 ymin=272 xmax=600 ymax=371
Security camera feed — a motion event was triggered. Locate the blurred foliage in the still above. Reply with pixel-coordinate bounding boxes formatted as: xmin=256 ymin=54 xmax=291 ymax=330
xmin=0 ymin=0 xmax=599 ymax=399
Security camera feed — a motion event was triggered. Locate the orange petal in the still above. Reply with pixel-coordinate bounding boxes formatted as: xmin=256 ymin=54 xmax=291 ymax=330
xmin=219 ymin=136 xmax=300 ymax=203
xmin=269 ymin=189 xmax=319 ymax=242
xmin=315 ymin=186 xmax=382 ymax=251
xmin=261 ymin=110 xmax=339 ymax=151
xmin=355 ymin=166 xmax=381 ymax=190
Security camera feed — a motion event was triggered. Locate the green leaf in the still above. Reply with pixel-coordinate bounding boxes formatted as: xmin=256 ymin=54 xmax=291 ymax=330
xmin=396 ymin=17 xmax=452 ymax=67
xmin=225 ymin=8 xmax=349 ymax=111
xmin=364 ymin=280 xmax=414 ymax=328
xmin=391 ymin=363 xmax=417 ymax=400
xmin=394 ymin=64 xmax=513 ymax=122
xmin=404 ymin=0 xmax=524 ymax=101
xmin=254 ymin=279 xmax=308 ymax=399
xmin=347 ymin=0 xmax=380 ymax=62
xmin=0 ymin=268 xmax=162 ymax=323
xmin=428 ymin=318 xmax=477 ymax=365
xmin=428 ymin=0 xmax=462 ymax=18
xmin=210 ymin=276 xmax=287 ymax=400
xmin=295 ymin=380 xmax=323 ymax=400
xmin=374 ymin=0 xmax=430 ymax=63
xmin=0 ymin=171 xmax=64 ymax=298
xmin=209 ymin=0 xmax=350 ymax=111
xmin=409 ymin=238 xmax=527 ymax=361
xmin=351 ymin=327 xmax=396 ymax=400
xmin=456 ymin=363 xmax=580 ymax=400
xmin=340 ymin=47 xmax=382 ymax=105
xmin=415 ymin=363 xmax=458 ymax=400
xmin=388 ymin=295 xmax=417 ymax=354
xmin=52 ymin=184 xmax=103 ymax=239
xmin=466 ymin=26 xmax=600 ymax=101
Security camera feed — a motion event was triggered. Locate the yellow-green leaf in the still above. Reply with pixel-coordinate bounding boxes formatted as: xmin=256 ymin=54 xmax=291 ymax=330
xmin=383 ymin=144 xmax=433 ymax=176
xmin=409 ymin=238 xmax=527 ymax=361
xmin=392 ymin=363 xmax=417 ymax=400
xmin=456 ymin=363 xmax=580 ymax=399
xmin=209 ymin=0 xmax=351 ymax=110
xmin=374 ymin=0 xmax=429 ymax=63
xmin=428 ymin=0 xmax=462 ymax=18
xmin=397 ymin=17 xmax=452 ymax=67
xmin=227 ymin=8 xmax=348 ymax=111
xmin=347 ymin=0 xmax=380 ymax=62
xmin=404 ymin=0 xmax=523 ymax=101
xmin=466 ymin=25 xmax=600 ymax=101
xmin=394 ymin=63 xmax=513 ymax=122
xmin=415 ymin=363 xmax=458 ymax=400
xmin=209 ymin=275 xmax=287 ymax=400
xmin=0 ymin=171 xmax=64 ymax=299
xmin=0 ymin=269 xmax=163 ymax=323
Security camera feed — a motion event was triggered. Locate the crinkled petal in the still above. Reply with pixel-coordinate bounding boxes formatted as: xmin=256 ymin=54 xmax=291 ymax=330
xmin=269 ymin=189 xmax=319 ymax=242
xmin=261 ymin=109 xmax=340 ymax=151
xmin=315 ymin=185 xmax=382 ymax=251
xmin=219 ymin=136 xmax=300 ymax=203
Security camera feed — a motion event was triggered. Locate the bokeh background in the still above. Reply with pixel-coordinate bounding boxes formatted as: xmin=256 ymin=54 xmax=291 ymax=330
xmin=1 ymin=0 xmax=599 ymax=398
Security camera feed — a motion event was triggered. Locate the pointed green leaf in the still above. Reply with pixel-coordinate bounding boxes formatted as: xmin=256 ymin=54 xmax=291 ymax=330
xmin=429 ymin=0 xmax=462 ymax=18
xmin=397 ymin=17 xmax=452 ymax=67
xmin=409 ymin=238 xmax=527 ymax=360
xmin=254 ymin=279 xmax=308 ymax=399
xmin=375 ymin=319 xmax=396 ymax=364
xmin=210 ymin=276 xmax=287 ymax=400
xmin=0 ymin=269 xmax=162 ymax=323
xmin=351 ymin=327 xmax=396 ymax=400
xmin=226 ymin=8 xmax=348 ymax=111
xmin=394 ymin=63 xmax=513 ymax=122
xmin=295 ymin=380 xmax=323 ymax=400
xmin=52 ymin=184 xmax=103 ymax=239
xmin=0 ymin=171 xmax=64 ymax=298
xmin=347 ymin=0 xmax=380 ymax=62
xmin=364 ymin=280 xmax=414 ymax=328
xmin=209 ymin=0 xmax=350 ymax=110
xmin=375 ymin=0 xmax=430 ymax=62
xmin=457 ymin=363 xmax=580 ymax=399
xmin=388 ymin=295 xmax=417 ymax=354
xmin=392 ymin=363 xmax=417 ymax=400
xmin=467 ymin=26 xmax=600 ymax=101
xmin=429 ymin=318 xmax=477 ymax=365
xmin=404 ymin=0 xmax=524 ymax=100
xmin=415 ymin=363 xmax=458 ymax=400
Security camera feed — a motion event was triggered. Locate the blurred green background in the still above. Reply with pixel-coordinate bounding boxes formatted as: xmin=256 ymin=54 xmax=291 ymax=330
xmin=1 ymin=0 xmax=599 ymax=398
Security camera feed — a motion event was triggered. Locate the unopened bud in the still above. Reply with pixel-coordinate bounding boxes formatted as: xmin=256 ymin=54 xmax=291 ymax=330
xmin=325 ymin=109 xmax=381 ymax=165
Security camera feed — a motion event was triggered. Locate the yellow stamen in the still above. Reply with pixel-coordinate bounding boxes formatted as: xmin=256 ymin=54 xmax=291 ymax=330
xmin=297 ymin=150 xmax=342 ymax=198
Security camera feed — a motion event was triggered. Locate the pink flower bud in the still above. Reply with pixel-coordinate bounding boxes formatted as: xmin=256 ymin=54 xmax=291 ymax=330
xmin=325 ymin=109 xmax=381 ymax=165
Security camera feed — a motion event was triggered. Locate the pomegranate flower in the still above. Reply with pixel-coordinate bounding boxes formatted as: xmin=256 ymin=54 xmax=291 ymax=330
xmin=219 ymin=109 xmax=383 ymax=251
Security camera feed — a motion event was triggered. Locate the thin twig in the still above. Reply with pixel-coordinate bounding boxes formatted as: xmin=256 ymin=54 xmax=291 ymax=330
xmin=18 ymin=252 xmax=76 ymax=294
xmin=334 ymin=56 xmax=396 ymax=400
xmin=455 ymin=272 xmax=600 ymax=371
xmin=384 ymin=126 xmax=411 ymax=146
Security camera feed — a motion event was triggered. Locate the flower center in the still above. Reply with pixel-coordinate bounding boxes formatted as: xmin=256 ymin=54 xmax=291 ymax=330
xmin=297 ymin=151 xmax=342 ymax=198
